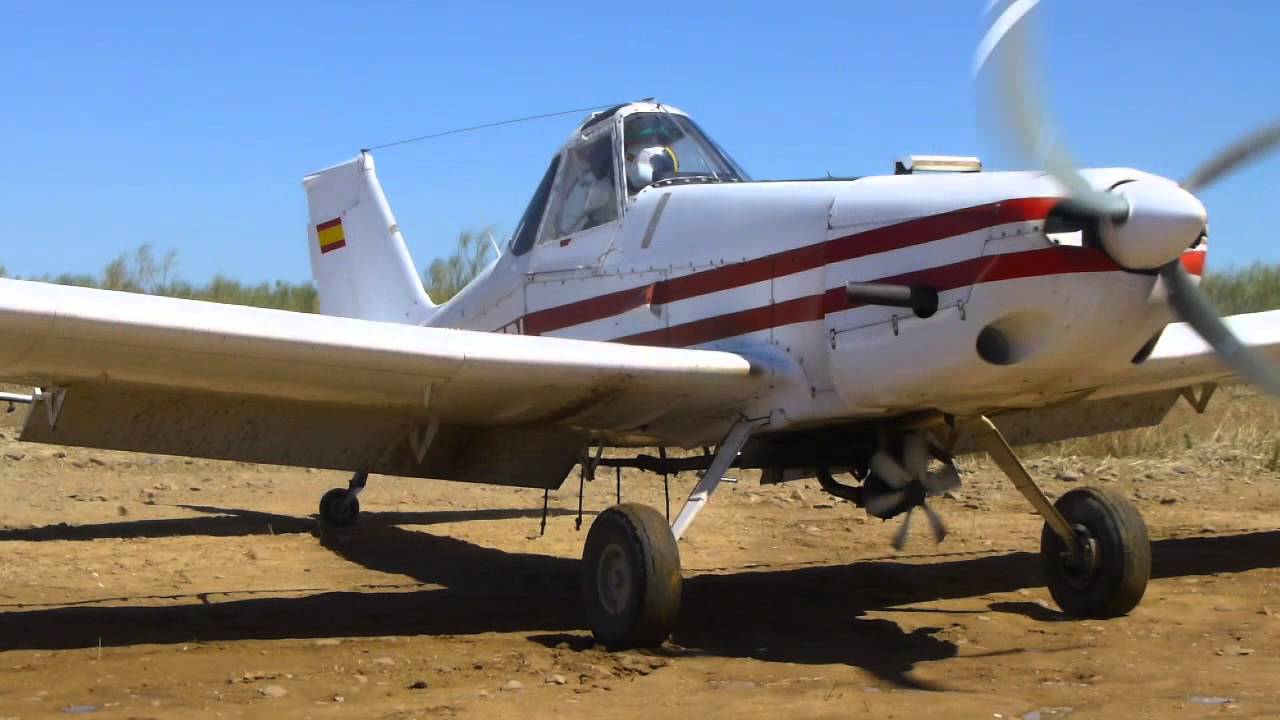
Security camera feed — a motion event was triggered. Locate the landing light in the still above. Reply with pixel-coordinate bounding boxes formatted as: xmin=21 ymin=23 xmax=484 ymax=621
xmin=895 ymin=155 xmax=982 ymax=175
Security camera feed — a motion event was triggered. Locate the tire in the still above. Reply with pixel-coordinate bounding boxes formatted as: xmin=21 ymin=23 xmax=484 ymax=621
xmin=581 ymin=503 xmax=682 ymax=648
xmin=319 ymin=488 xmax=360 ymax=528
xmin=1041 ymin=487 xmax=1150 ymax=618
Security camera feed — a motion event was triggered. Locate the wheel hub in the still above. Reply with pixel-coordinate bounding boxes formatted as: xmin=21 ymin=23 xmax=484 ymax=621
xmin=596 ymin=543 xmax=632 ymax=616
xmin=1056 ymin=523 xmax=1100 ymax=589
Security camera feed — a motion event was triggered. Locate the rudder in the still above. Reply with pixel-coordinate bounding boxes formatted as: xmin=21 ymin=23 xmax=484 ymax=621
xmin=303 ymin=152 xmax=435 ymax=324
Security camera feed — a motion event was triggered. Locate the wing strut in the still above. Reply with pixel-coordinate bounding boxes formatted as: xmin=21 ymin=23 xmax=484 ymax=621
xmin=671 ymin=417 xmax=762 ymax=540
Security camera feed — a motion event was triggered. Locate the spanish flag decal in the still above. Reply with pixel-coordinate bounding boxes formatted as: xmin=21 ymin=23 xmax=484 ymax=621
xmin=316 ymin=217 xmax=346 ymax=254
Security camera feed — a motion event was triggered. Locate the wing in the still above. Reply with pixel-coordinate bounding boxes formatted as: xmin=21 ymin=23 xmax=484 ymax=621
xmin=950 ymin=309 xmax=1280 ymax=453
xmin=0 ymin=279 xmax=764 ymax=488
xmin=1090 ymin=309 xmax=1280 ymax=399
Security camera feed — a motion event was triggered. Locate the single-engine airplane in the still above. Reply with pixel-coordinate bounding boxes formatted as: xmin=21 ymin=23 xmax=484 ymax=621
xmin=2 ymin=3 xmax=1279 ymax=648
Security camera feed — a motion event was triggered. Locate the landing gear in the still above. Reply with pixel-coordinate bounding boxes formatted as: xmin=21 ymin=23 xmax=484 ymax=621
xmin=582 ymin=503 xmax=682 ymax=648
xmin=580 ymin=417 xmax=758 ymax=647
xmin=318 ymin=471 xmax=367 ymax=528
xmin=1041 ymin=487 xmax=1150 ymax=617
xmin=976 ymin=416 xmax=1151 ymax=617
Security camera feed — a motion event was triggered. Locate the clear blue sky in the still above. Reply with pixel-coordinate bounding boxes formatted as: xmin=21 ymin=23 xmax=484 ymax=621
xmin=2 ymin=1 xmax=1276 ymax=284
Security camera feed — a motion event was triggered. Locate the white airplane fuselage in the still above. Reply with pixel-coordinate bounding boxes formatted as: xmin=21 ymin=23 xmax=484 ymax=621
xmin=429 ymin=167 xmax=1204 ymax=446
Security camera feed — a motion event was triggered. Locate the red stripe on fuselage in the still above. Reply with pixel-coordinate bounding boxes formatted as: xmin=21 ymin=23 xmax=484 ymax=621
xmin=614 ymin=246 xmax=1120 ymax=347
xmin=525 ymin=284 xmax=655 ymax=334
xmin=824 ymin=197 xmax=1057 ymax=265
xmin=522 ymin=197 xmax=1060 ymax=336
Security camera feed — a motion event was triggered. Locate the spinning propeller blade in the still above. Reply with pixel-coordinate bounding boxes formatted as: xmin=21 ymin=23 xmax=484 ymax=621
xmin=869 ymin=451 xmax=914 ymax=490
xmin=868 ymin=433 xmax=953 ymax=549
xmin=1160 ymin=260 xmax=1280 ymax=397
xmin=1180 ymin=121 xmax=1280 ymax=195
xmin=902 ymin=433 xmax=931 ymax=478
xmin=977 ymin=0 xmax=1280 ymax=396
xmin=922 ymin=503 xmax=949 ymax=544
xmin=890 ymin=502 xmax=949 ymax=550
xmin=923 ymin=465 xmax=962 ymax=496
xmin=865 ymin=489 xmax=908 ymax=518
xmin=891 ymin=508 xmax=914 ymax=551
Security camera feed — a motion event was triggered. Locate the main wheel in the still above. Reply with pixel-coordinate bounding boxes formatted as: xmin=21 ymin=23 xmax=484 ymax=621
xmin=581 ymin=503 xmax=681 ymax=648
xmin=318 ymin=488 xmax=360 ymax=528
xmin=1041 ymin=487 xmax=1150 ymax=618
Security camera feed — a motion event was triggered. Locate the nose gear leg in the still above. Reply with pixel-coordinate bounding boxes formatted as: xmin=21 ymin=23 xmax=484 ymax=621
xmin=972 ymin=415 xmax=1150 ymax=617
xmin=345 ymin=471 xmax=368 ymax=505
xmin=974 ymin=416 xmax=1077 ymax=548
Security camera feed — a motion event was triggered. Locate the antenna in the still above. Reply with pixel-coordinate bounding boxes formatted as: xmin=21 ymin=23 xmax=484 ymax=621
xmin=362 ymin=101 xmax=629 ymax=153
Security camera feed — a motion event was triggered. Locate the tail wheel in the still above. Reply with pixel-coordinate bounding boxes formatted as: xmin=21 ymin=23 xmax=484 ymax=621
xmin=1041 ymin=487 xmax=1150 ymax=618
xmin=318 ymin=487 xmax=360 ymax=528
xmin=581 ymin=503 xmax=681 ymax=648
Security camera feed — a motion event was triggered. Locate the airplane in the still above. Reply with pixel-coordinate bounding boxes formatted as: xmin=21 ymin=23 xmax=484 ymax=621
xmin=1 ymin=3 xmax=1279 ymax=649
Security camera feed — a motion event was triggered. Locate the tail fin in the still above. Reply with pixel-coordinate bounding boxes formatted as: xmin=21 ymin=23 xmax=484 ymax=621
xmin=303 ymin=152 xmax=436 ymax=324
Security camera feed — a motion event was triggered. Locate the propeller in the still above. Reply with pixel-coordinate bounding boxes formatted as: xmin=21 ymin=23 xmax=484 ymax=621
xmin=976 ymin=0 xmax=1280 ymax=396
xmin=865 ymin=433 xmax=961 ymax=550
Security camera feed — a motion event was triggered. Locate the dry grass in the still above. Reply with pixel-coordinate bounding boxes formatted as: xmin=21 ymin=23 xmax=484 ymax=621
xmin=1024 ymin=385 xmax=1280 ymax=473
xmin=1202 ymin=262 xmax=1280 ymax=315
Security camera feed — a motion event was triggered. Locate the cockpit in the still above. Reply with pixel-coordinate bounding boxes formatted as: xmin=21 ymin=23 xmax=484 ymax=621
xmin=509 ymin=101 xmax=748 ymax=256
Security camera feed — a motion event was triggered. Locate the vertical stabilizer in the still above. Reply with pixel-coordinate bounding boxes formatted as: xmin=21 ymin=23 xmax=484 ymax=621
xmin=303 ymin=152 xmax=435 ymax=324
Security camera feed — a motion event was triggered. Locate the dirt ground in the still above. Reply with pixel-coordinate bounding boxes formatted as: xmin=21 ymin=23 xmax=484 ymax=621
xmin=0 ymin=397 xmax=1278 ymax=720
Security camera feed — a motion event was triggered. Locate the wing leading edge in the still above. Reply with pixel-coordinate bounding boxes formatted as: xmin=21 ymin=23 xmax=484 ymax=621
xmin=1091 ymin=309 xmax=1280 ymax=400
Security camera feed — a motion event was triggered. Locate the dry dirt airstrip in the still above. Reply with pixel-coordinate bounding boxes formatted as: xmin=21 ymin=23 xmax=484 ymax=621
xmin=0 ymin=390 xmax=1278 ymax=719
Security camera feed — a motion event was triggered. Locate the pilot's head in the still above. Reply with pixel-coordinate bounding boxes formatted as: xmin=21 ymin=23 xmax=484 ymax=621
xmin=626 ymin=146 xmax=678 ymax=194
xmin=624 ymin=113 xmax=684 ymax=193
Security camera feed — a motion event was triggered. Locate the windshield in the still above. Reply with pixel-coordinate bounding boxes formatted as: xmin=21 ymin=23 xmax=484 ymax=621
xmin=622 ymin=113 xmax=748 ymax=193
xmin=509 ymin=155 xmax=560 ymax=256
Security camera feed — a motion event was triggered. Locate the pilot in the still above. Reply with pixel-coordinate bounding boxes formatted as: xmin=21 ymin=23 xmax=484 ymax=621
xmin=626 ymin=145 xmax=678 ymax=194
xmin=624 ymin=118 xmax=679 ymax=194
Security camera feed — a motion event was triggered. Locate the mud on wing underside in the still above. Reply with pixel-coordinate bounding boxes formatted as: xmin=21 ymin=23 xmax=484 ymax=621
xmin=19 ymin=384 xmax=587 ymax=489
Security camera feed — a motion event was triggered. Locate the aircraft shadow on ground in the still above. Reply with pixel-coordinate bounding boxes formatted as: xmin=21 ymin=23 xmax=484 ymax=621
xmin=1 ymin=505 xmax=1277 ymax=688
xmin=0 ymin=504 xmax=570 ymax=541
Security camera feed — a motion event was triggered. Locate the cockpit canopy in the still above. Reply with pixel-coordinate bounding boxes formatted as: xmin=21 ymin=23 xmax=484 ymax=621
xmin=510 ymin=102 xmax=747 ymax=256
